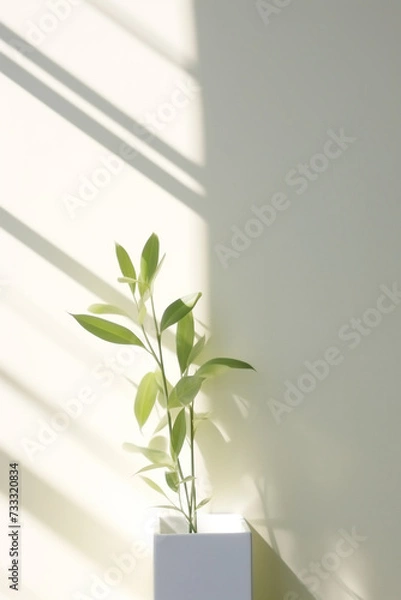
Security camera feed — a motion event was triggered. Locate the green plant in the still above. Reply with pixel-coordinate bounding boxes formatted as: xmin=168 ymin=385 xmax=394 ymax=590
xmin=71 ymin=234 xmax=254 ymax=533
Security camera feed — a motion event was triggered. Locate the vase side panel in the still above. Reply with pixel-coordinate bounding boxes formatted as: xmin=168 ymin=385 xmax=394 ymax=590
xmin=154 ymin=532 xmax=252 ymax=600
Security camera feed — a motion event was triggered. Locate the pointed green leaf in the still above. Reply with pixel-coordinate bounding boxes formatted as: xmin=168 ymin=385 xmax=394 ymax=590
xmin=187 ymin=335 xmax=206 ymax=365
xmin=196 ymin=497 xmax=211 ymax=510
xmin=169 ymin=376 xmax=203 ymax=408
xmin=140 ymin=477 xmax=168 ymax=498
xmin=134 ymin=372 xmax=159 ymax=429
xmin=134 ymin=464 xmax=166 ymax=475
xmin=154 ymin=370 xmax=164 ymax=391
xmin=180 ymin=476 xmax=195 ymax=484
xmin=139 ymin=233 xmax=159 ymax=295
xmin=171 ymin=409 xmax=187 ymax=457
xmin=176 ymin=311 xmax=194 ymax=374
xmin=117 ymin=276 xmax=139 ymax=284
xmin=141 ymin=481 xmax=183 ymax=514
xmin=157 ymin=390 xmax=167 ymax=409
xmin=197 ymin=357 xmax=255 ymax=378
xmin=72 ymin=314 xmax=145 ymax=347
xmin=154 ymin=371 xmax=172 ymax=394
xmin=165 ymin=471 xmax=179 ymax=492
xmin=88 ymin=303 xmax=130 ymax=318
xmin=115 ymin=243 xmax=137 ymax=296
xmin=168 ymin=389 xmax=183 ymax=409
xmin=153 ymin=413 xmax=168 ymax=434
xmin=138 ymin=277 xmax=151 ymax=300
xmin=153 ymin=504 xmax=184 ymax=513
xmin=154 ymin=372 xmax=172 ymax=408
xmin=122 ymin=443 xmax=174 ymax=467
xmin=153 ymin=253 xmax=166 ymax=282
xmin=161 ymin=293 xmax=202 ymax=332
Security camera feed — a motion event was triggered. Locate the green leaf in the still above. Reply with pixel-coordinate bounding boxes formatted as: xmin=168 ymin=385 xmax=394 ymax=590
xmin=153 ymin=253 xmax=166 ymax=282
xmin=171 ymin=409 xmax=187 ymax=457
xmin=72 ymin=314 xmax=145 ymax=347
xmin=187 ymin=335 xmax=206 ymax=365
xmin=165 ymin=471 xmax=179 ymax=492
xmin=157 ymin=389 xmax=167 ymax=409
xmin=139 ymin=233 xmax=159 ymax=295
xmin=194 ymin=412 xmax=210 ymax=433
xmin=122 ymin=443 xmax=174 ymax=468
xmin=169 ymin=376 xmax=203 ymax=408
xmin=196 ymin=497 xmax=211 ymax=510
xmin=153 ymin=504 xmax=184 ymax=513
xmin=137 ymin=298 xmax=147 ymax=325
xmin=134 ymin=372 xmax=159 ymax=429
xmin=154 ymin=372 xmax=172 ymax=408
xmin=138 ymin=277 xmax=150 ymax=300
xmin=180 ymin=476 xmax=195 ymax=484
xmin=161 ymin=293 xmax=202 ymax=332
xmin=134 ymin=464 xmax=166 ymax=475
xmin=154 ymin=370 xmax=164 ymax=391
xmin=140 ymin=477 xmax=168 ymax=498
xmin=115 ymin=243 xmax=136 ymax=296
xmin=197 ymin=357 xmax=255 ymax=378
xmin=88 ymin=303 xmax=130 ymax=318
xmin=194 ymin=412 xmax=210 ymax=422
xmin=176 ymin=311 xmax=194 ymax=374
xmin=117 ymin=276 xmax=139 ymax=284
xmin=153 ymin=413 xmax=168 ymax=434
xmin=141 ymin=480 xmax=183 ymax=514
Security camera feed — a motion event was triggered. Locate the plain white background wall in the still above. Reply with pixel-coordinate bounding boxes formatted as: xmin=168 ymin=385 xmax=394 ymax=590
xmin=1 ymin=1 xmax=400 ymax=599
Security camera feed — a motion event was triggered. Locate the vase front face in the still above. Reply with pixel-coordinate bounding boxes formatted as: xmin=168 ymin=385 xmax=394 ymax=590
xmin=153 ymin=515 xmax=252 ymax=600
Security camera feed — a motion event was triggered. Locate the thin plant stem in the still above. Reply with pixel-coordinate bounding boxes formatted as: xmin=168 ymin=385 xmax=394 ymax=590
xmin=149 ymin=295 xmax=193 ymax=531
xmin=189 ymin=403 xmax=197 ymax=532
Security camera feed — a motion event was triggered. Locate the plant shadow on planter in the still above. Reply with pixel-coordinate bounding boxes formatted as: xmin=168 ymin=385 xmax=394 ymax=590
xmin=248 ymin=523 xmax=316 ymax=600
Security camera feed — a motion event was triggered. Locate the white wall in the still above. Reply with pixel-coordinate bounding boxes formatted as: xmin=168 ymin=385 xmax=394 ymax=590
xmin=1 ymin=1 xmax=400 ymax=598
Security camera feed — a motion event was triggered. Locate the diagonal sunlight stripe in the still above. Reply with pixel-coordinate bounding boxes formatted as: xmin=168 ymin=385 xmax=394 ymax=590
xmin=0 ymin=22 xmax=201 ymax=181
xmin=0 ymin=447 xmax=129 ymax=567
xmin=83 ymin=0 xmax=198 ymax=77
xmin=0 ymin=205 xmax=132 ymax=312
xmin=0 ymin=206 xmax=177 ymax=351
xmin=0 ymin=53 xmax=202 ymax=213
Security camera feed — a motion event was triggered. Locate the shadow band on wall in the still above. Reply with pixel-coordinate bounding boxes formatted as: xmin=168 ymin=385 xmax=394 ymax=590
xmin=0 ymin=52 xmax=201 ymax=214
xmin=0 ymin=22 xmax=201 ymax=181
xmin=0 ymin=206 xmax=179 ymax=352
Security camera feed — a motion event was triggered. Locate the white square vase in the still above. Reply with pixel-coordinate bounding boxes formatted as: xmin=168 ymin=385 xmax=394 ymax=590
xmin=154 ymin=514 xmax=252 ymax=600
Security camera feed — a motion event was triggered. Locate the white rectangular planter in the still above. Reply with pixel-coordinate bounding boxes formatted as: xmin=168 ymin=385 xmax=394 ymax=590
xmin=154 ymin=514 xmax=252 ymax=600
